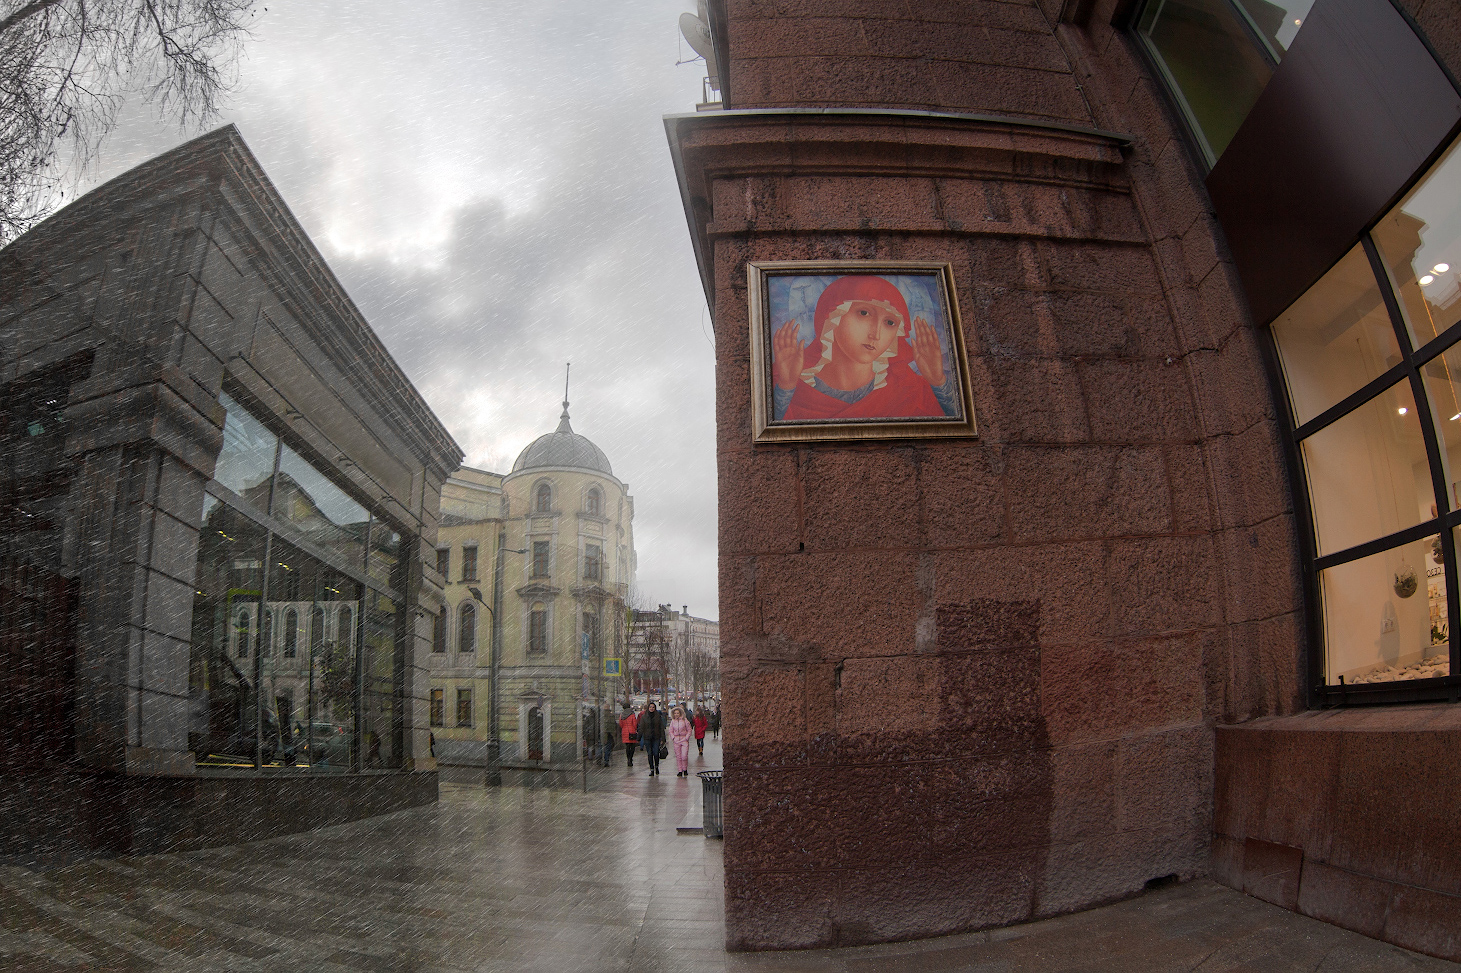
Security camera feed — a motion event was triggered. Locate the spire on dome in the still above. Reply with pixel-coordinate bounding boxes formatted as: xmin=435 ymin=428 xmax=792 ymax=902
xmin=557 ymin=362 xmax=572 ymax=432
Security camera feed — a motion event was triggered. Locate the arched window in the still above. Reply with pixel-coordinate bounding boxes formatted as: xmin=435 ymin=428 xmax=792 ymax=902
xmin=284 ymin=609 xmax=298 ymax=658
xmin=586 ymin=487 xmax=602 ymax=517
xmin=311 ymin=607 xmax=325 ymax=657
xmin=459 ymin=601 xmax=476 ymax=653
xmin=337 ymin=606 xmax=352 ymax=654
xmin=535 ymin=482 xmax=553 ymax=513
xmin=235 ymin=611 xmax=250 ymax=658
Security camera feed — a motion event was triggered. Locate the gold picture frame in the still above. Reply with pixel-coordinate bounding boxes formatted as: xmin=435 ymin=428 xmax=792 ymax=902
xmin=748 ymin=260 xmax=977 ymax=443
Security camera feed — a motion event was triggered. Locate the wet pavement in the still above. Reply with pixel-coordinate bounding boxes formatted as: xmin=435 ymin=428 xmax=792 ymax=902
xmin=2 ymin=734 xmax=1455 ymax=972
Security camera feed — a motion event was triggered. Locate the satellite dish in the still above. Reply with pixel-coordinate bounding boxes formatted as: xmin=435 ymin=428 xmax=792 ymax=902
xmin=679 ymin=11 xmax=718 ymax=80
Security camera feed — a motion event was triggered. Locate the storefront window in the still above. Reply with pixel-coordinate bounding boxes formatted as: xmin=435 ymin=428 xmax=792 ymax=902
xmin=191 ymin=392 xmax=405 ymax=769
xmin=1372 ymin=141 xmax=1461 ymax=351
xmin=1267 ymin=138 xmax=1461 ymax=696
xmin=1299 ymin=380 xmax=1432 ymax=557
xmin=1270 ymin=244 xmax=1399 ymax=426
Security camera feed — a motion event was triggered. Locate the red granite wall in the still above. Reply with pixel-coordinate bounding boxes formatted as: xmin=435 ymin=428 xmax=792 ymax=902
xmin=1213 ymin=709 xmax=1461 ymax=962
xmin=686 ymin=0 xmax=1307 ymax=952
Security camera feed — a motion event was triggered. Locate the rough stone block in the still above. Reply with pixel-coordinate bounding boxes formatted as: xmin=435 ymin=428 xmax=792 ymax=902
xmin=1041 ymin=635 xmax=1206 ymax=744
xmin=717 ymin=449 xmax=802 ymax=556
xmin=751 ymin=550 xmax=923 ymax=659
xmin=1108 ymin=534 xmax=1220 ymax=636
xmin=1382 ymin=884 xmax=1461 ymax=962
xmin=981 ymin=355 xmax=1092 ymax=443
xmin=1078 ymin=358 xmax=1198 ymax=443
xmin=1241 ymin=837 xmax=1303 ymax=911
xmin=918 ymin=442 xmax=1009 ymax=549
xmin=1296 ymin=859 xmax=1392 ymax=940
xmin=1005 ymin=445 xmax=1171 ymax=542
xmin=800 ymin=446 xmax=921 ymax=551
xmin=933 ymin=543 xmax=1113 ymax=647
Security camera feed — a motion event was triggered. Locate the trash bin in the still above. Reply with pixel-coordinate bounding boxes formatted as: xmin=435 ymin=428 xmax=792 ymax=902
xmin=698 ymin=770 xmax=723 ymax=839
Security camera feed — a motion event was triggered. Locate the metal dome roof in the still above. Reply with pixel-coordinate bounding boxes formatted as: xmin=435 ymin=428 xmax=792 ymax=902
xmin=511 ymin=403 xmax=613 ymax=476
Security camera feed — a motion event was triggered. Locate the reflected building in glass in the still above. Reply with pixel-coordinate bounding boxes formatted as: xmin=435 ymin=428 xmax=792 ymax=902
xmin=0 ymin=127 xmax=463 ymax=862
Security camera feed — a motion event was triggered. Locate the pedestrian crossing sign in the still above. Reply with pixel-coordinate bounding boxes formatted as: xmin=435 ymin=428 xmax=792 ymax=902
xmin=603 ymin=658 xmax=622 ymax=676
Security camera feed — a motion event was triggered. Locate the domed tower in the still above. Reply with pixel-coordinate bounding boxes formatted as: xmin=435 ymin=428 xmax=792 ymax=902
xmin=497 ymin=397 xmax=634 ymax=765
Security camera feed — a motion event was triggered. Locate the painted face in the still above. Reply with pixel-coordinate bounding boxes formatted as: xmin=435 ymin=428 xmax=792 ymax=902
xmin=831 ymin=301 xmax=901 ymax=366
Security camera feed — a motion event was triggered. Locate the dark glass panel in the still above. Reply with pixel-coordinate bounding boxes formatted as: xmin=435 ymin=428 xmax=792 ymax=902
xmin=361 ymin=588 xmax=401 ymax=769
xmin=188 ymin=503 xmax=268 ymax=768
xmin=1137 ymin=0 xmax=1275 ymax=162
xmin=367 ymin=523 xmax=401 ymax=590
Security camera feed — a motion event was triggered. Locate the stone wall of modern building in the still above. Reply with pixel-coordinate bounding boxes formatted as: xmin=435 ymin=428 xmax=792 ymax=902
xmin=0 ymin=127 xmax=461 ymax=864
xmin=670 ymin=0 xmax=1317 ymax=952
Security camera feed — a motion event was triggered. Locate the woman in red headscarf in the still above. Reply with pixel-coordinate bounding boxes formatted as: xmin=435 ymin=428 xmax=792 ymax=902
xmin=770 ymin=275 xmax=955 ymax=422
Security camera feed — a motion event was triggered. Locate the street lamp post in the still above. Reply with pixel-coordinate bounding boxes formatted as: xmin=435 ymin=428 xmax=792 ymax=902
xmin=469 ymin=532 xmax=525 ymax=787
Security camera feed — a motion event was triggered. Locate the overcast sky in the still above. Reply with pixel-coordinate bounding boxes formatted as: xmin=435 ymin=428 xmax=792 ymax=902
xmin=82 ymin=0 xmax=721 ymax=618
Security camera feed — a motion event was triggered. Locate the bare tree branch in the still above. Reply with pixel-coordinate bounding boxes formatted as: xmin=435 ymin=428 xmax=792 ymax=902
xmin=0 ymin=0 xmax=257 ymax=241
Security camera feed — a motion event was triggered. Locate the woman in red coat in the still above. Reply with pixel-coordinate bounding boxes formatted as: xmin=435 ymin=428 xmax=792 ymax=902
xmin=692 ymin=710 xmax=708 ymax=756
xmin=770 ymin=275 xmax=956 ymax=422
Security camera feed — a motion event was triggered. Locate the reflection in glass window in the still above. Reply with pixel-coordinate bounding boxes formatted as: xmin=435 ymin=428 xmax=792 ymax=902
xmin=432 ymin=611 xmax=446 ymax=653
xmin=461 ymin=546 xmax=478 ymax=582
xmin=532 ymin=540 xmax=550 ymax=578
xmin=1271 ymin=244 xmax=1400 ymax=425
xmin=1372 ymin=141 xmax=1461 ymax=351
xmin=585 ymin=543 xmax=602 ymax=582
xmin=456 ymin=688 xmax=472 ymax=727
xmin=277 ymin=443 xmax=371 ymax=570
xmin=362 ymin=589 xmax=400 ymax=769
xmin=1300 ymin=381 xmax=1433 ymax=556
xmin=214 ymin=393 xmax=278 ymax=510
xmin=430 ymin=689 xmax=444 ymax=727
xmin=536 ymin=482 xmax=552 ymax=513
xmin=1234 ymin=0 xmax=1313 ymax=56
xmin=1420 ymin=344 xmax=1461 ymax=492
xmin=1136 ymin=0 xmax=1275 ymax=162
xmin=368 ymin=524 xmax=400 ymax=589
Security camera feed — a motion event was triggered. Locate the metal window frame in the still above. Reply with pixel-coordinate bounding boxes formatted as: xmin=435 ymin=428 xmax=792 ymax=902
xmin=1264 ymin=237 xmax=1461 ymax=707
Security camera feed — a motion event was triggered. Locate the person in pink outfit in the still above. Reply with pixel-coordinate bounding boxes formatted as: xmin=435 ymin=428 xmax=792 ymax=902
xmin=668 ymin=706 xmax=693 ymax=777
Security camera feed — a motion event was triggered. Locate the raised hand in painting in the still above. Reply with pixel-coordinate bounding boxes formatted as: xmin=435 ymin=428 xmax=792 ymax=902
xmin=912 ymin=317 xmax=946 ymax=388
xmin=772 ymin=319 xmax=807 ymax=390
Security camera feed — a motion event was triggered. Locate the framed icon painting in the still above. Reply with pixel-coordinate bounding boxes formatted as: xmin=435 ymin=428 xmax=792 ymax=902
xmin=747 ymin=260 xmax=977 ymax=443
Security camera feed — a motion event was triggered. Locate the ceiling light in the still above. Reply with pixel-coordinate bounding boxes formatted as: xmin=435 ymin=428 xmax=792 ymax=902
xmin=1293 ymin=17 xmax=1301 ymax=24
xmin=1399 ymin=407 xmax=1409 ymax=415
xmin=1451 ymin=414 xmax=1460 ymax=421
xmin=1420 ymin=274 xmax=1436 ymax=286
xmin=1436 ymin=263 xmax=1451 ymax=274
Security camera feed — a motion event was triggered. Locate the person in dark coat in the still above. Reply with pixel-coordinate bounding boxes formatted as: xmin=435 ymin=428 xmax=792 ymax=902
xmin=637 ymin=701 xmax=666 ymax=777
xmin=601 ymin=708 xmax=618 ymax=767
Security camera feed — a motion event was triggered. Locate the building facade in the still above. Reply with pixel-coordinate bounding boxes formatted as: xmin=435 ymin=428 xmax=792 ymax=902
xmin=669 ymin=0 xmax=1461 ymax=958
xmin=0 ymin=127 xmax=462 ymax=863
xmin=628 ymin=604 xmax=720 ymax=702
xmin=429 ymin=403 xmax=635 ymax=766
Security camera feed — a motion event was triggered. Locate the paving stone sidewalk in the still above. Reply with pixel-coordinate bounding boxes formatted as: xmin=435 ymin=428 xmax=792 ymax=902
xmin=1 ymin=737 xmax=1454 ymax=972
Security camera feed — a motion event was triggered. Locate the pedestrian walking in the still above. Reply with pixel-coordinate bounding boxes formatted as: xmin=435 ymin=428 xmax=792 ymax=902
xmin=638 ymin=701 xmax=665 ymax=777
xmin=618 ymin=704 xmax=639 ymax=768
xmin=669 ymin=706 xmax=693 ymax=777
xmin=601 ymin=708 xmax=617 ymax=767
xmin=692 ymin=709 xmax=707 ymax=756
xmin=711 ymin=706 xmax=721 ymax=740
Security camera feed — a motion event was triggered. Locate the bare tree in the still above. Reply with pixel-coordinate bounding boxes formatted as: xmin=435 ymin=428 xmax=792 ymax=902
xmin=0 ymin=0 xmax=257 ymax=241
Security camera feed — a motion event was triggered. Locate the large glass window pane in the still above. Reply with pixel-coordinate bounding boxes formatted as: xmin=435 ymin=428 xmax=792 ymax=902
xmin=1321 ymin=536 xmax=1448 ymax=685
xmin=1271 ymin=244 xmax=1400 ymax=425
xmin=189 ymin=502 xmax=269 ymax=769
xmin=1372 ymin=141 xmax=1461 ymax=351
xmin=1234 ymin=0 xmax=1313 ymax=57
xmin=213 ymin=393 xmax=278 ymax=512
xmin=276 ymin=443 xmax=371 ymax=570
xmin=1136 ymin=0 xmax=1275 ymax=162
xmin=362 ymin=589 xmax=401 ymax=769
xmin=265 ymin=537 xmax=360 ymax=772
xmin=1300 ymin=380 xmax=1434 ymax=556
xmin=1419 ymin=343 xmax=1461 ymax=500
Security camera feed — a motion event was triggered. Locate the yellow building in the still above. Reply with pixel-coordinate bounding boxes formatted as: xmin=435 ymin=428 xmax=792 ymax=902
xmin=429 ymin=400 xmax=633 ymax=767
